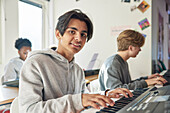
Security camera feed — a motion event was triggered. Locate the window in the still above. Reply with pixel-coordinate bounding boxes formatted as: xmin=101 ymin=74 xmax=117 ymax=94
xmin=19 ymin=0 xmax=42 ymax=50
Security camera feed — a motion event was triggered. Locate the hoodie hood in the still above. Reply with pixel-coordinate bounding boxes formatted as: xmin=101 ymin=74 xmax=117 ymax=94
xmin=27 ymin=48 xmax=75 ymax=64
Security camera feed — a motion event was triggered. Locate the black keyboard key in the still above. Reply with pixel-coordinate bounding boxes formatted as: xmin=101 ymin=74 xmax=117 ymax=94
xmin=96 ymin=88 xmax=150 ymax=113
xmin=100 ymin=108 xmax=116 ymax=112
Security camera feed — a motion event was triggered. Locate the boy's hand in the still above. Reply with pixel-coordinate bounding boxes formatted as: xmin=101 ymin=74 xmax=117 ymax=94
xmin=148 ymin=73 xmax=162 ymax=79
xmin=145 ymin=77 xmax=167 ymax=86
xmin=82 ymin=88 xmax=133 ymax=109
xmin=82 ymin=94 xmax=114 ymax=109
xmin=107 ymin=88 xmax=133 ymax=98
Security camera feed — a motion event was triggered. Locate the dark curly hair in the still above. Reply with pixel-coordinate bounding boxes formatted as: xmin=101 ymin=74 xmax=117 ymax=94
xmin=15 ymin=38 xmax=32 ymax=50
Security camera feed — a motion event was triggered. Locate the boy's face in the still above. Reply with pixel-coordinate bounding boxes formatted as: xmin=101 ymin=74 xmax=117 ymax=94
xmin=130 ymin=46 xmax=141 ymax=58
xmin=56 ymin=19 xmax=88 ymax=57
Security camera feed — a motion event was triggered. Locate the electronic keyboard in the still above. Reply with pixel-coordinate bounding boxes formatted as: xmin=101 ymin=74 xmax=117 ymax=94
xmin=96 ymin=85 xmax=170 ymax=113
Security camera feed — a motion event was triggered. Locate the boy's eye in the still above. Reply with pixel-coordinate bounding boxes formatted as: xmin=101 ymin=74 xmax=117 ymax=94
xmin=81 ymin=33 xmax=87 ymax=38
xmin=69 ymin=30 xmax=75 ymax=34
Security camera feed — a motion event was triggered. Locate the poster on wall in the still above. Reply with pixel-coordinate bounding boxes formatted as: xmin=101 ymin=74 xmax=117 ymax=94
xmin=138 ymin=18 xmax=150 ymax=30
xmin=111 ymin=25 xmax=132 ymax=37
xmin=137 ymin=0 xmax=150 ymax=13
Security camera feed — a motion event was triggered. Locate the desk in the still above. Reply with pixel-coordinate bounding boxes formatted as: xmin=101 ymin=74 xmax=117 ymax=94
xmin=0 ymin=86 xmax=18 ymax=106
xmin=85 ymin=74 xmax=98 ymax=84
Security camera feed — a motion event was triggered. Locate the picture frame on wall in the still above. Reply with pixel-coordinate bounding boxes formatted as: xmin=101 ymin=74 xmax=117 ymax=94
xmin=137 ymin=0 xmax=150 ymax=13
xmin=138 ymin=18 xmax=150 ymax=30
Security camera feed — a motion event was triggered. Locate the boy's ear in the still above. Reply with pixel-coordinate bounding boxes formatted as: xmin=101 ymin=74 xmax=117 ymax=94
xmin=55 ymin=30 xmax=62 ymax=40
xmin=128 ymin=45 xmax=133 ymax=51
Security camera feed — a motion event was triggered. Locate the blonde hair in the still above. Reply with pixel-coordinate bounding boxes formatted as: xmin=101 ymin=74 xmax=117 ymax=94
xmin=117 ymin=29 xmax=145 ymax=51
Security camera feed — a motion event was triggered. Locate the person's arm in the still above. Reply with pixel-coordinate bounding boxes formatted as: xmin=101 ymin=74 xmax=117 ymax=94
xmin=145 ymin=77 xmax=167 ymax=86
xmin=133 ymin=73 xmax=167 ymax=86
xmin=19 ymin=59 xmax=84 ymax=113
xmin=3 ymin=62 xmax=18 ymax=82
xmin=104 ymin=63 xmax=147 ymax=90
xmin=134 ymin=73 xmax=161 ymax=81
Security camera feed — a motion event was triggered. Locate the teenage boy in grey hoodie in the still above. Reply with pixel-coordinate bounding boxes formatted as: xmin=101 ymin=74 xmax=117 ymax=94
xmin=18 ymin=9 xmax=133 ymax=113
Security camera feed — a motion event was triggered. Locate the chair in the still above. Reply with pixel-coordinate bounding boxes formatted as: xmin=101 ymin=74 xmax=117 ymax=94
xmin=89 ymin=79 xmax=100 ymax=92
xmin=10 ymin=97 xmax=19 ymax=113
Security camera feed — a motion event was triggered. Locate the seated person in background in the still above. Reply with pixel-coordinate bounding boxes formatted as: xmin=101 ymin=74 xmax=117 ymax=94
xmin=1 ymin=38 xmax=32 ymax=83
xmin=99 ymin=29 xmax=167 ymax=91
xmin=19 ymin=9 xmax=133 ymax=113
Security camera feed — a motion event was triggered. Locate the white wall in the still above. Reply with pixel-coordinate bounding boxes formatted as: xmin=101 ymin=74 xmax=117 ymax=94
xmin=5 ymin=0 xmax=19 ymax=63
xmin=54 ymin=0 xmax=152 ymax=79
xmin=0 ymin=0 xmax=19 ymax=76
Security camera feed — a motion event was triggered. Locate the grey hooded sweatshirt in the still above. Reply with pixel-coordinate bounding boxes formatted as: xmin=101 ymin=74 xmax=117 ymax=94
xmin=19 ymin=49 xmax=87 ymax=113
xmin=1 ymin=57 xmax=23 ymax=83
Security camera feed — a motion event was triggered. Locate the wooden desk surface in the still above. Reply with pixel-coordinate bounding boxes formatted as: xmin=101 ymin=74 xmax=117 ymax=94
xmin=85 ymin=74 xmax=98 ymax=84
xmin=0 ymin=75 xmax=98 ymax=105
xmin=0 ymin=86 xmax=19 ymax=105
